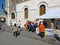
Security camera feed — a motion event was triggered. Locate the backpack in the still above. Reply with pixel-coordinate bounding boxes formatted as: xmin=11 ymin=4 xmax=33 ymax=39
xmin=31 ymin=24 xmax=35 ymax=28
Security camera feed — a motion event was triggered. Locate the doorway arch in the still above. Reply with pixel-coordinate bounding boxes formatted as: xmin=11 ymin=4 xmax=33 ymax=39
xmin=11 ymin=12 xmax=15 ymax=19
xmin=24 ymin=8 xmax=28 ymax=19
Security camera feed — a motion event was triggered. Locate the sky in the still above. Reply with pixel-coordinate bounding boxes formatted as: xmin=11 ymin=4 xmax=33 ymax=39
xmin=0 ymin=0 xmax=5 ymax=15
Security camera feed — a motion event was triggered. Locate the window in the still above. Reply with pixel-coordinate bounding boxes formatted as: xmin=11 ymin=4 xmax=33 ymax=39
xmin=11 ymin=12 xmax=15 ymax=19
xmin=24 ymin=8 xmax=28 ymax=19
xmin=39 ymin=5 xmax=46 ymax=16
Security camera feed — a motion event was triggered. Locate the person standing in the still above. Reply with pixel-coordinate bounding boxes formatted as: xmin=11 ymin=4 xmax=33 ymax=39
xmin=25 ymin=21 xmax=29 ymax=30
xmin=28 ymin=22 xmax=31 ymax=32
xmin=12 ymin=23 xmax=17 ymax=36
xmin=17 ymin=20 xmax=21 ymax=31
xmin=31 ymin=22 xmax=35 ymax=32
xmin=36 ymin=26 xmax=39 ymax=35
xmin=55 ymin=20 xmax=59 ymax=29
xmin=39 ymin=21 xmax=45 ymax=38
xmin=9 ymin=20 xmax=12 ymax=27
xmin=17 ymin=20 xmax=21 ymax=28
xmin=9 ymin=20 xmax=13 ymax=30
xmin=43 ymin=20 xmax=47 ymax=28
xmin=50 ymin=22 xmax=54 ymax=29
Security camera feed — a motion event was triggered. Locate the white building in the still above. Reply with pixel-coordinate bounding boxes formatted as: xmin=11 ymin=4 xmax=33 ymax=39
xmin=6 ymin=0 xmax=60 ymax=27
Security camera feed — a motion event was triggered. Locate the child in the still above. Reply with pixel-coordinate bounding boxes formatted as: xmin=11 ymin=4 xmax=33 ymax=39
xmin=36 ymin=26 xmax=39 ymax=35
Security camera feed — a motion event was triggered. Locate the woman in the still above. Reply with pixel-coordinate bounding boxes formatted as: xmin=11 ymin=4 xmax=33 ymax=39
xmin=12 ymin=23 xmax=18 ymax=37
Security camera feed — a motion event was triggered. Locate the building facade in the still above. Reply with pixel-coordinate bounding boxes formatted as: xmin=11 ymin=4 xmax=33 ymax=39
xmin=6 ymin=0 xmax=60 ymax=27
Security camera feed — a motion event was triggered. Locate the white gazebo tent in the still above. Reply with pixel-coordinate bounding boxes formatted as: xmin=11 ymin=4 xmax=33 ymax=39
xmin=37 ymin=8 xmax=60 ymax=19
xmin=36 ymin=8 xmax=60 ymax=36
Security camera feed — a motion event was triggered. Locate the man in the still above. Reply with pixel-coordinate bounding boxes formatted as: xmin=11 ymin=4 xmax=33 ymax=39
xmin=10 ymin=20 xmax=12 ymax=27
xmin=9 ymin=20 xmax=13 ymax=30
xmin=39 ymin=21 xmax=45 ymax=38
xmin=17 ymin=20 xmax=21 ymax=28
xmin=17 ymin=20 xmax=21 ymax=31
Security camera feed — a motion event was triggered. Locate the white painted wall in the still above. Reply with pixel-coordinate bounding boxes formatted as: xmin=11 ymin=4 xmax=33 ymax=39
xmin=31 ymin=0 xmax=60 ymax=7
xmin=16 ymin=0 xmax=60 ymax=27
xmin=16 ymin=1 xmax=31 ymax=27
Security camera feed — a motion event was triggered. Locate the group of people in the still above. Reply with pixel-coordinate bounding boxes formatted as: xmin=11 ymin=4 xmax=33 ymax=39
xmin=43 ymin=19 xmax=60 ymax=29
xmin=9 ymin=20 xmax=21 ymax=37
xmin=9 ymin=19 xmax=60 ymax=39
xmin=25 ymin=21 xmax=45 ymax=38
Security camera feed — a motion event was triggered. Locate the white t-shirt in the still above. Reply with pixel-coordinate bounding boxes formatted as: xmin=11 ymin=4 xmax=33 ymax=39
xmin=36 ymin=27 xmax=39 ymax=34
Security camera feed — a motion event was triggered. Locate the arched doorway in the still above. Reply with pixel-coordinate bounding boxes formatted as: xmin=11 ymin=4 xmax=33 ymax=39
xmin=39 ymin=4 xmax=46 ymax=16
xmin=24 ymin=8 xmax=28 ymax=19
xmin=11 ymin=12 xmax=15 ymax=19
